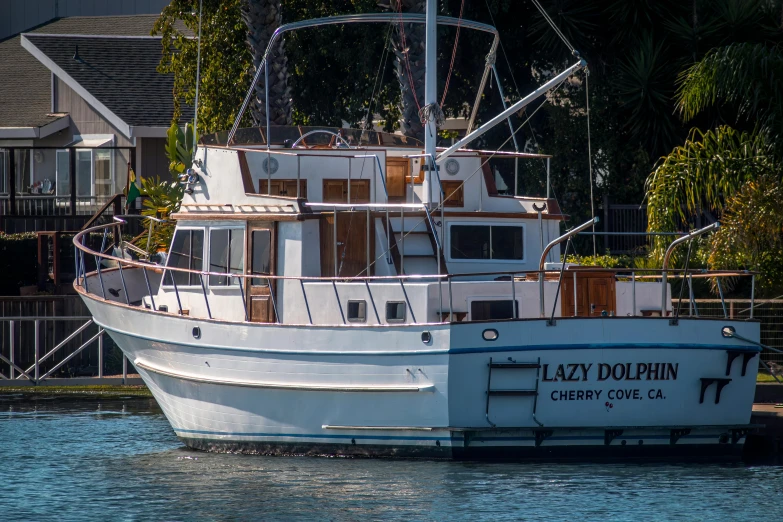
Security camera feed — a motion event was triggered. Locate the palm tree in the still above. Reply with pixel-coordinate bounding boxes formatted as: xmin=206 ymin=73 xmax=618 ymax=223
xmin=646 ymin=42 xmax=783 ymax=291
xmin=381 ymin=0 xmax=426 ymax=141
xmin=241 ymin=0 xmax=292 ymax=127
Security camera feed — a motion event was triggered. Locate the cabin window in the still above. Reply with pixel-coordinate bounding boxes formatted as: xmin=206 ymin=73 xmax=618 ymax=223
xmin=347 ymin=300 xmax=367 ymax=322
xmin=251 ymin=230 xmax=272 ymax=285
xmin=165 ymin=229 xmax=204 ymax=286
xmin=450 ymin=224 xmax=524 ymax=261
xmin=470 ymin=300 xmax=518 ymax=321
xmin=209 ymin=229 xmax=245 ymax=286
xmin=385 ymin=301 xmax=406 ymax=323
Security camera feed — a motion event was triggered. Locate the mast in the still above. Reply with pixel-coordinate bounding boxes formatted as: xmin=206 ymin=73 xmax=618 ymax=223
xmin=422 ymin=0 xmax=438 ymax=205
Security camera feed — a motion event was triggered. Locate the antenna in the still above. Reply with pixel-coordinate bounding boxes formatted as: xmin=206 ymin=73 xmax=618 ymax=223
xmin=193 ymin=0 xmax=203 ymax=160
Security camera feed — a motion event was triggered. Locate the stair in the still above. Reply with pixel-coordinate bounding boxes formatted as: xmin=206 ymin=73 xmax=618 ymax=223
xmin=485 ymin=357 xmax=542 ymax=427
xmin=386 ymin=216 xmax=444 ymax=276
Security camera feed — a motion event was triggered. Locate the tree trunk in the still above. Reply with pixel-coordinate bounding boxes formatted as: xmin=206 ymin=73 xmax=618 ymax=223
xmin=386 ymin=0 xmax=426 ymax=142
xmin=241 ymin=0 xmax=292 ymax=127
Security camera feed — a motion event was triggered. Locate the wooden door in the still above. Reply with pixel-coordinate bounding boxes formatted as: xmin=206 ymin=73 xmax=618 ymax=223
xmin=561 ymin=273 xmax=588 ymax=316
xmin=320 ymin=212 xmax=373 ymax=277
xmin=587 ymin=276 xmax=615 ymax=316
xmin=322 ymin=179 xmax=371 ymax=203
xmin=386 ymin=157 xmax=409 ymax=201
xmin=246 ymin=222 xmax=276 ymax=323
xmin=561 ymin=270 xmax=616 ymax=317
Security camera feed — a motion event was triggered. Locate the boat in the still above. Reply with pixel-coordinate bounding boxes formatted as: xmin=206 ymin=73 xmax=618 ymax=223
xmin=73 ymin=5 xmax=762 ymax=460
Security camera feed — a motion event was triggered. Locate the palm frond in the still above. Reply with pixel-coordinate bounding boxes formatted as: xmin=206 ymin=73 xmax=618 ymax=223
xmin=676 ymin=42 xmax=783 ymax=143
xmin=615 ymin=33 xmax=678 ymax=153
xmin=645 ymin=125 xmax=778 ymax=239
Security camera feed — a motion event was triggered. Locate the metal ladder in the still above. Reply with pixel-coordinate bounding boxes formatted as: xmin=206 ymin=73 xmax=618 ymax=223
xmin=485 ymin=357 xmax=543 ymax=428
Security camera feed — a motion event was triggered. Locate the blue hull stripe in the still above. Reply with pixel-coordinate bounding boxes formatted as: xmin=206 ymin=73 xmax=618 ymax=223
xmin=448 ymin=344 xmax=760 ymax=355
xmin=174 ymin=429 xmax=725 ymax=443
xmin=174 ymin=428 xmax=450 ymax=442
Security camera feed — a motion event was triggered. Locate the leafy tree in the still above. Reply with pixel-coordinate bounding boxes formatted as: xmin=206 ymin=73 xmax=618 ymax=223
xmin=153 ymin=0 xmax=253 ymax=134
xmin=646 ymin=125 xmax=777 ymax=234
xmin=381 ymin=0 xmax=427 ymax=141
xmin=709 ymin=176 xmax=783 ymax=293
xmin=646 ymin=41 xmax=783 ymax=293
xmin=676 ymin=42 xmax=783 ymax=152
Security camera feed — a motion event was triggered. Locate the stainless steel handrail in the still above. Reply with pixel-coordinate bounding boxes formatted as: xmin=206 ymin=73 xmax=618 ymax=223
xmin=73 ymin=220 xmax=759 ymax=327
xmin=660 ymin=222 xmax=720 ymax=315
xmin=538 ymin=217 xmax=599 ymax=317
xmin=228 ymin=13 xmax=499 ymax=145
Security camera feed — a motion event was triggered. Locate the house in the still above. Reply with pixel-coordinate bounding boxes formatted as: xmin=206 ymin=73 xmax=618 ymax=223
xmin=0 ymin=14 xmax=187 ymax=232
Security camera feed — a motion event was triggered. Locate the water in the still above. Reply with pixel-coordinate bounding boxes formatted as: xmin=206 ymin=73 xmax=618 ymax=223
xmin=1 ymin=395 xmax=782 ymax=521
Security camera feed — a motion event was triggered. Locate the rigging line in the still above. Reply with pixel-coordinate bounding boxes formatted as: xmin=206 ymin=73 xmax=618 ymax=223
xmin=482 ymin=0 xmax=568 ymax=227
xmin=355 ymin=76 xmax=570 ymax=276
xmin=529 ymin=0 xmax=576 ymax=54
xmin=440 ymin=0 xmax=466 ymax=107
xmin=363 ymin=23 xmax=394 ymax=131
xmin=396 ymin=1 xmax=422 ymax=111
xmin=586 ymin=69 xmax=596 ymax=257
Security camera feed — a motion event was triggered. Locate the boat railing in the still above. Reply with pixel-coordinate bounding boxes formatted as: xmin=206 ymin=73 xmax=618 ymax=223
xmin=73 ymin=221 xmax=757 ymax=327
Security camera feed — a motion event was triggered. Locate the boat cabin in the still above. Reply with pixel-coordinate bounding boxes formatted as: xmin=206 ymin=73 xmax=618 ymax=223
xmin=129 ymin=126 xmax=668 ymax=326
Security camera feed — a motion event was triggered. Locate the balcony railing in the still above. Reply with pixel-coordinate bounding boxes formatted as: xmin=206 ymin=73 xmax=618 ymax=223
xmin=0 ymin=195 xmax=118 ymax=217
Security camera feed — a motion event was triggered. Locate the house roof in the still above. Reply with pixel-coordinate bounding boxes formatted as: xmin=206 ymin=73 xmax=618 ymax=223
xmin=23 ymin=33 xmax=187 ymax=136
xmin=0 ymin=15 xmax=187 ymax=138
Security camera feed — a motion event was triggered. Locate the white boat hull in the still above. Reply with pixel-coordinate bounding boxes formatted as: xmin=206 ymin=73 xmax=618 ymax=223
xmin=79 ymin=288 xmax=761 ymax=460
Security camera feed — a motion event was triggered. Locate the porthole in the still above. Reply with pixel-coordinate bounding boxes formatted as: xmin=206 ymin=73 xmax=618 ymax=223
xmin=192 ymin=327 xmax=201 ymax=339
xmin=482 ymin=329 xmax=499 ymax=341
xmin=262 ymin=156 xmax=279 ymax=174
xmin=421 ymin=331 xmax=432 ymax=344
xmin=445 ymin=158 xmax=460 ymax=175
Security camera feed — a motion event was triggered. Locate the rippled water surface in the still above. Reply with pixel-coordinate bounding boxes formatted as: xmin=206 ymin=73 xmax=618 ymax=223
xmin=1 ymin=395 xmax=782 ymax=521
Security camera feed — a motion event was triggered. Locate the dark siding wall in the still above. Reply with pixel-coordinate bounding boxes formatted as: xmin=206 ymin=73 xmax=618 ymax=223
xmin=0 ymin=0 xmax=170 ymax=41
xmin=141 ymin=137 xmax=168 ymax=179
xmin=50 ymin=77 xmax=134 ymax=147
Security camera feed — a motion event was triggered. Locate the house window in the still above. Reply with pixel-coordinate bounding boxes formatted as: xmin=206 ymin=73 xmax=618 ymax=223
xmin=347 ymin=300 xmax=367 ymax=322
xmin=385 ymin=301 xmax=406 ymax=323
xmin=0 ymin=150 xmax=7 ymax=194
xmin=209 ymin=229 xmax=245 ymax=286
xmin=450 ymin=224 xmax=524 ymax=261
xmin=76 ymin=150 xmax=93 ymax=197
xmin=470 ymin=300 xmax=518 ymax=321
xmin=14 ymin=150 xmax=31 ymax=195
xmin=165 ymin=229 xmax=204 ymax=286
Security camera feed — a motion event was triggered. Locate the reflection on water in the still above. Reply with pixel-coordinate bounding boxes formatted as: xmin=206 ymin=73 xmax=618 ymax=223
xmin=1 ymin=395 xmax=782 ymax=521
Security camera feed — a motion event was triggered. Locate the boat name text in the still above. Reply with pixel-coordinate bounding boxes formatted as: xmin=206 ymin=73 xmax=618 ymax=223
xmin=541 ymin=362 xmax=678 ymax=382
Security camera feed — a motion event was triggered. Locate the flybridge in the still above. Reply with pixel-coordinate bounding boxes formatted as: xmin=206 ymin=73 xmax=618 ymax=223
xmin=225 ymin=10 xmax=587 ymax=205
